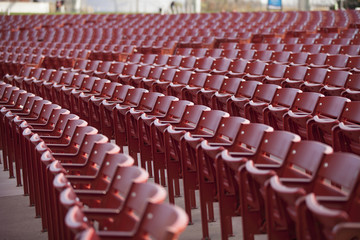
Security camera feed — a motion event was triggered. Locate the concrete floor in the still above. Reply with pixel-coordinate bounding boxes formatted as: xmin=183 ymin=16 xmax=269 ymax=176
xmin=0 ymin=147 xmax=263 ymax=240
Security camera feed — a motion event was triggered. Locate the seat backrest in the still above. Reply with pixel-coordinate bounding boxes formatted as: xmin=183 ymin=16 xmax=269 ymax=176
xmin=325 ymin=54 xmax=349 ymax=68
xmin=306 ymin=53 xmax=328 ymax=65
xmin=283 ymin=65 xmax=308 ymax=81
xmin=303 ymin=67 xmax=328 ymax=84
xmin=133 ymin=202 xmax=188 ymax=240
xmin=122 ymin=63 xmax=139 ymax=76
xmin=313 ymin=96 xmax=349 ymax=119
xmin=252 ymin=130 xmax=301 ymax=166
xmin=99 ymin=166 xmax=149 ymax=209
xmin=166 ymin=55 xmax=183 ymax=67
xmin=244 ymin=60 xmax=267 ymax=75
xmin=323 ymin=70 xmax=350 ymax=87
xmin=179 ymin=55 xmax=197 ymax=68
xmin=187 ymin=72 xmax=208 ymax=87
xmin=120 ymin=88 xmax=148 ymax=107
xmin=270 ymin=87 xmax=301 ymax=108
xmin=289 ymin=92 xmax=323 ymax=113
xmin=237 ymin=49 xmax=256 ymax=60
xmin=251 ymin=83 xmax=280 ymax=103
xmin=110 ymin=182 xmax=167 ymax=232
xmin=154 ymin=54 xmax=170 ymax=66
xmin=107 ymin=62 xmax=126 ymax=74
xmin=193 ymin=57 xmax=214 ymax=70
xmin=217 ymin=77 xmax=242 ymax=94
xmin=133 ymin=65 xmax=152 ymax=78
xmin=173 ymin=105 xmax=210 ymax=128
xmin=279 ymin=140 xmax=333 ymax=179
xmin=96 ymin=61 xmax=112 ymax=72
xmin=263 ymin=63 xmax=287 ymax=78
xmin=158 ymin=68 xmax=177 ymax=82
xmin=172 ymin=70 xmax=192 ymax=85
xmin=73 ymin=59 xmax=90 ymax=70
xmin=147 ymin=66 xmax=164 ymax=80
xmin=312 ymin=152 xmax=360 ymax=197
xmin=227 ymin=58 xmax=248 ymax=74
xmin=202 ymin=75 xmax=225 ymax=91
xmin=301 ymin=44 xmax=322 ymax=53
xmin=228 ymin=123 xmax=273 ymax=154
xmin=288 ymin=52 xmax=309 ymax=65
xmin=133 ymin=92 xmax=164 ymax=112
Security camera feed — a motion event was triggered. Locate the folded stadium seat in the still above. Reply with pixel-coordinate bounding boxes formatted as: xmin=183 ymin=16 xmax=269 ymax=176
xmin=320 ymin=44 xmax=341 ymax=55
xmin=77 ymin=81 xmax=118 ymax=122
xmin=330 ymin=101 xmax=360 ymax=155
xmin=226 ymin=83 xmax=277 ymax=118
xmin=263 ymin=37 xmax=282 ymax=44
xmin=236 ymin=49 xmax=256 ymax=61
xmin=266 ymin=43 xmax=285 ymax=52
xmin=280 ymin=65 xmax=313 ymax=89
xmin=183 ymin=56 xmax=215 ymax=73
xmin=137 ymin=53 xmax=158 ymax=65
xmin=314 ymin=37 xmax=334 ymax=45
xmin=283 ymin=94 xmax=346 ymax=140
xmin=253 ymin=63 xmax=289 ymax=85
xmin=125 ymin=94 xmax=175 ymax=165
xmin=220 ymin=49 xmax=240 ymax=60
xmin=91 ymin=61 xmax=112 ymax=78
xmin=211 ymin=77 xmax=243 ymax=110
xmin=319 ymin=70 xmax=352 ymax=96
xmin=341 ymin=72 xmax=360 ymax=101
xmin=300 ymin=189 xmax=360 ymax=240
xmin=339 ymin=45 xmax=360 ymax=56
xmin=187 ymin=116 xmax=249 ymax=238
xmin=218 ymin=42 xmax=239 ymax=50
xmin=79 ymin=60 xmax=102 ymax=75
xmin=103 ymin=62 xmax=126 ymax=82
xmin=67 ymin=201 xmax=188 ymax=240
xmin=47 ymin=71 xmax=75 ymax=100
xmin=3 ymin=65 xmax=33 ymax=86
xmin=62 ymin=58 xmax=90 ymax=72
xmin=339 ymin=55 xmax=360 ymax=73
xmin=297 ymin=37 xmax=317 ymax=44
xmin=116 ymin=63 xmax=139 ymax=84
xmin=283 ymin=44 xmax=303 ymax=53
xmin=281 ymin=37 xmax=299 ymax=44
xmin=301 ymin=44 xmax=323 ymax=54
xmin=139 ymin=100 xmax=193 ymax=186
xmin=135 ymin=66 xmax=164 ymax=89
xmin=242 ymin=140 xmax=333 ymax=240
xmin=174 ymin=48 xmax=192 ymax=56
xmin=168 ymin=110 xmax=229 ymax=224
xmin=147 ymin=68 xmax=178 ymax=93
xmin=69 ymin=77 xmax=106 ymax=116
xmin=205 ymin=48 xmax=223 ymax=58
xmin=301 ymin=70 xmax=350 ymax=93
xmin=251 ymin=50 xmax=273 ymax=62
xmin=166 ymin=71 xmax=205 ymax=99
xmin=117 ymin=45 xmax=137 ymax=62
xmin=287 ymin=52 xmax=309 ymax=66
xmin=332 ymin=37 xmax=352 ymax=45
xmin=123 ymin=64 xmax=152 ymax=87
xmin=270 ymin=51 xmax=291 ymax=64
xmin=112 ymin=88 xmax=149 ymax=152
xmin=125 ymin=53 xmax=143 ymax=64
xmin=154 ymin=104 xmax=209 ymax=203
xmin=267 ymin=152 xmax=360 ymax=240
xmin=57 ymin=74 xmax=87 ymax=110
xmin=1 ymin=99 xmax=53 ymax=178
xmin=241 ymin=60 xmax=267 ymax=81
xmin=225 ymin=58 xmax=249 ymax=78
xmin=183 ymin=75 xmax=225 ymax=105
xmin=152 ymin=54 xmax=170 ymax=67
xmin=28 ymin=68 xmax=58 ymax=97
xmin=209 ymin=57 xmax=232 ymax=75
xmin=306 ymin=95 xmax=349 ymax=144
xmin=189 ymin=48 xmax=208 ymax=58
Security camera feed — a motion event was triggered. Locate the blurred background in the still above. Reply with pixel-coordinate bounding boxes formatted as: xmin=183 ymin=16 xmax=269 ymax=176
xmin=0 ymin=0 xmax=358 ymax=14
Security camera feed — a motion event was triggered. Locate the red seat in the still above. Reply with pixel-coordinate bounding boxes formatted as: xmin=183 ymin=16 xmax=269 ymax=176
xmin=112 ymin=88 xmax=149 ymax=152
xmin=242 ymin=140 xmax=331 ymax=240
xmin=341 ymin=72 xmax=360 ymax=101
xmin=301 ymin=70 xmax=349 ymax=93
xmin=330 ymin=101 xmax=360 ymax=154
xmin=268 ymin=152 xmax=360 ymax=240
xmin=167 ymin=110 xmax=229 ymax=224
xmin=191 ymin=116 xmax=249 ymax=238
xmin=126 ymin=95 xmax=177 ymax=169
